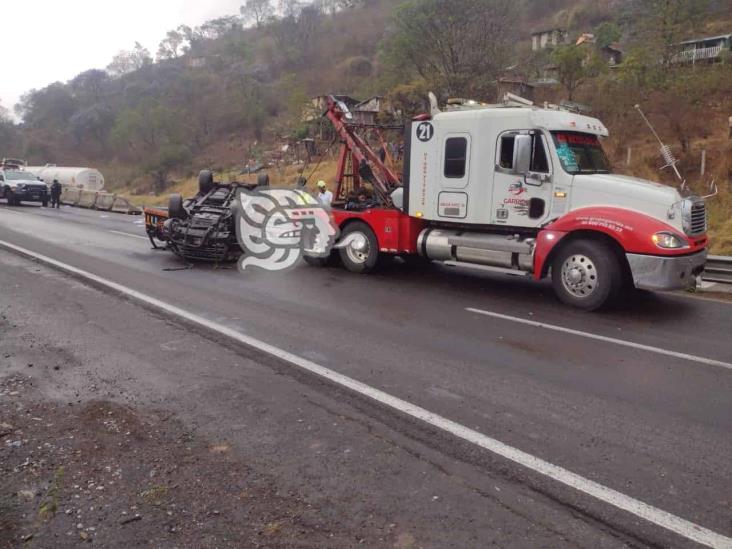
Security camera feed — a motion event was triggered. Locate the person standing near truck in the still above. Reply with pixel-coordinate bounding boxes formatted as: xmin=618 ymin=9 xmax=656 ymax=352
xmin=316 ymin=180 xmax=333 ymax=207
xmin=50 ymin=179 xmax=62 ymax=209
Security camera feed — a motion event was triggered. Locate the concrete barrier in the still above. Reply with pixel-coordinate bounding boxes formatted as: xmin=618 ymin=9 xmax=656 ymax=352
xmin=111 ymin=196 xmax=142 ymax=215
xmin=77 ymin=190 xmax=98 ymax=209
xmin=59 ymin=186 xmax=141 ymax=215
xmin=94 ymin=192 xmax=116 ymax=211
xmin=61 ymin=187 xmax=82 ymax=206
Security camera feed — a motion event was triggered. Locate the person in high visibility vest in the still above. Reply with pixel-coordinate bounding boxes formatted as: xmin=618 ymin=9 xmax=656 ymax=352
xmin=316 ymin=180 xmax=333 ymax=207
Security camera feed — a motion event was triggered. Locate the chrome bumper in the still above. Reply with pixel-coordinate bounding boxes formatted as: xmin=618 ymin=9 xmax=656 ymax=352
xmin=626 ymin=250 xmax=707 ymax=291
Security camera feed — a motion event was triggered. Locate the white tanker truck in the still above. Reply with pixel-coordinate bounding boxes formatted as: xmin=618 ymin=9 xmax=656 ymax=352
xmin=25 ymin=164 xmax=105 ymax=191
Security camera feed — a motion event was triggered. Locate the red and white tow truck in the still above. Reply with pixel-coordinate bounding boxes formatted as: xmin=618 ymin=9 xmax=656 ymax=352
xmin=305 ymin=95 xmax=708 ymax=310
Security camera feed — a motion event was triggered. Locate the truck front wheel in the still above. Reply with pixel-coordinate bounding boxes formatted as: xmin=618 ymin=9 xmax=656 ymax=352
xmin=551 ymin=239 xmax=622 ymax=311
xmin=339 ymin=221 xmax=379 ymax=274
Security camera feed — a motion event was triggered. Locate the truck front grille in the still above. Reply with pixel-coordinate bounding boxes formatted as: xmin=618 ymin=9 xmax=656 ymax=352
xmin=689 ymin=201 xmax=707 ymax=236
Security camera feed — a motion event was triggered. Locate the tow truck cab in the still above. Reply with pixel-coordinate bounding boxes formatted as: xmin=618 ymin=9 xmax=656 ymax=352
xmin=401 ymin=103 xmax=707 ymax=305
xmin=319 ymin=97 xmax=708 ymax=310
xmin=0 ymin=169 xmax=50 ymax=206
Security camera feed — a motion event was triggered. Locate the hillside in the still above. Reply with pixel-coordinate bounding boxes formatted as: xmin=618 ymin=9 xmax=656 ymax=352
xmin=1 ymin=0 xmax=731 ymax=252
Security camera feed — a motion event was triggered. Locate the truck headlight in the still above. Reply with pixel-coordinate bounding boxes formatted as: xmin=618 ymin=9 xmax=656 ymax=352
xmin=652 ymin=231 xmax=688 ymax=249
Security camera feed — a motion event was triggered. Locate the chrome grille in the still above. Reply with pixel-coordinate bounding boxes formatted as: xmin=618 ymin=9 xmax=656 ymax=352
xmin=689 ymin=201 xmax=707 ymax=236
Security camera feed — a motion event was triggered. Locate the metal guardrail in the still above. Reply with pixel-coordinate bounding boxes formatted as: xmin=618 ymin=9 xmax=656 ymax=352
xmin=703 ymin=256 xmax=732 ymax=285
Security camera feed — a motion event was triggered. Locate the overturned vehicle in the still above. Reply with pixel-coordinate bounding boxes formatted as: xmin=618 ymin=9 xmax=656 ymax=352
xmin=144 ymin=170 xmax=270 ymax=262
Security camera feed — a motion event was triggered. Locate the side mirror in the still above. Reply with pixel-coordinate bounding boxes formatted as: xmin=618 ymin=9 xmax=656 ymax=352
xmin=513 ymin=134 xmax=532 ymax=174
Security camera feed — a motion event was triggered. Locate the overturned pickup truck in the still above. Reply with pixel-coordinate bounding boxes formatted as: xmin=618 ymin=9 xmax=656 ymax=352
xmin=144 ymin=170 xmax=269 ymax=262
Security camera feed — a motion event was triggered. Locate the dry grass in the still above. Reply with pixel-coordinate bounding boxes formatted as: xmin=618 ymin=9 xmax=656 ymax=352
xmin=120 ymin=159 xmax=340 ymax=208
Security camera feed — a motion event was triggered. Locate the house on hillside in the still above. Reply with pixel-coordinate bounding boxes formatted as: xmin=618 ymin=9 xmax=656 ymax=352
xmin=497 ymin=77 xmax=535 ymax=101
xmin=600 ymin=43 xmax=623 ymax=66
xmin=575 ymin=33 xmax=624 ymax=66
xmin=672 ymin=34 xmax=732 ymax=64
xmin=303 ymin=95 xmax=360 ymax=122
xmin=531 ymin=28 xmax=570 ymax=51
xmin=352 ymin=96 xmax=391 ymax=125
xmin=303 ymin=95 xmax=394 ymax=125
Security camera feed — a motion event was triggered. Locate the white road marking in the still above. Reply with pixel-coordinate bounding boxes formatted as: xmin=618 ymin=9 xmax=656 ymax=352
xmin=0 ymin=239 xmax=730 ymax=549
xmin=467 ymin=308 xmax=732 ymax=371
xmin=108 ymin=230 xmax=148 ymax=241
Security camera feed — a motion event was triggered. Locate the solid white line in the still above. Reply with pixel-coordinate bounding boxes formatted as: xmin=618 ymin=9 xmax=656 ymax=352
xmin=467 ymin=308 xmax=732 ymax=372
xmin=1 ymin=238 xmax=730 ymax=549
xmin=108 ymin=230 xmax=149 ymax=241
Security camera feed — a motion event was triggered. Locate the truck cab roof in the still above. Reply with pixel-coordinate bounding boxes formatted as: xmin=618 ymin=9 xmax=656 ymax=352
xmin=432 ymin=106 xmax=609 ymax=137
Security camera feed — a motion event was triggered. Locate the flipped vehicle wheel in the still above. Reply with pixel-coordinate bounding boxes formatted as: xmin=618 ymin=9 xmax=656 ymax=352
xmin=257 ymin=173 xmax=270 ymax=188
xmin=168 ymin=193 xmax=187 ymax=220
xmin=551 ymin=239 xmax=622 ymax=311
xmin=198 ymin=170 xmax=214 ymax=195
xmin=338 ymin=221 xmax=379 ymax=274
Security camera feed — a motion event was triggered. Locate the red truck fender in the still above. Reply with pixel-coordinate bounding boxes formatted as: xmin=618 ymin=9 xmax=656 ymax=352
xmin=533 ymin=206 xmax=708 ymax=280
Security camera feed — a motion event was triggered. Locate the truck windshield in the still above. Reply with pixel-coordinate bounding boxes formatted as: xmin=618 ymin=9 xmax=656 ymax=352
xmin=3 ymin=171 xmax=36 ymax=181
xmin=551 ymin=132 xmax=611 ymax=175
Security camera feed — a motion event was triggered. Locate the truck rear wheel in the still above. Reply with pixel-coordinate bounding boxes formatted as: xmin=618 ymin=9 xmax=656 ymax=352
xmin=339 ymin=221 xmax=379 ymax=274
xmin=551 ymin=239 xmax=622 ymax=311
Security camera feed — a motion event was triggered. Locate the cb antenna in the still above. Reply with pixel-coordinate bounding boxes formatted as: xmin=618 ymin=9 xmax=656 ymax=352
xmin=634 ymin=104 xmax=683 ymax=182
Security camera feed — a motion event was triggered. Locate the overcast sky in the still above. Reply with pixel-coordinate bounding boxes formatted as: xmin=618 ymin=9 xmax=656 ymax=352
xmin=2 ymin=0 xmax=242 ymax=116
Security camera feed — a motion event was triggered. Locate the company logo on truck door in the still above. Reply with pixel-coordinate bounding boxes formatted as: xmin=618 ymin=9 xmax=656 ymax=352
xmin=508 ymin=180 xmax=527 ymax=196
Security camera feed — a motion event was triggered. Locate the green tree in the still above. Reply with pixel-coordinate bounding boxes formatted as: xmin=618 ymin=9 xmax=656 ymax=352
xmin=625 ymin=0 xmax=709 ymax=63
xmin=107 ymin=42 xmax=152 ymax=77
xmin=240 ymin=0 xmax=274 ymax=27
xmin=145 ymin=143 xmax=191 ymax=192
xmin=381 ymin=0 xmax=519 ymax=99
xmin=16 ymin=83 xmax=77 ymax=129
xmin=595 ymin=22 xmax=622 ymax=48
xmin=157 ymin=29 xmax=189 ymax=60
xmin=0 ymin=102 xmax=18 ymax=155
xmin=552 ymin=45 xmax=606 ymax=100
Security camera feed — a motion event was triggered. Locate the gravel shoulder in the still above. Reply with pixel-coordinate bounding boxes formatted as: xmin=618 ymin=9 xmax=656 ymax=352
xmin=0 ymin=374 xmax=346 ymax=547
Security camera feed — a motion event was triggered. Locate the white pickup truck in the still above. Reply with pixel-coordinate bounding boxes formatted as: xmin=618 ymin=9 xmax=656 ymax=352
xmin=0 ymin=169 xmax=50 ymax=206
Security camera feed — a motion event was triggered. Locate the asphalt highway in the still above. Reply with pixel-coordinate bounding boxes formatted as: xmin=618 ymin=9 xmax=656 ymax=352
xmin=1 ymin=202 xmax=730 ymax=548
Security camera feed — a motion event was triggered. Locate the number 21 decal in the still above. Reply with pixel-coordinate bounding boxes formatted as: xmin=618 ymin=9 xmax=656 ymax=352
xmin=416 ymin=122 xmax=434 ymax=142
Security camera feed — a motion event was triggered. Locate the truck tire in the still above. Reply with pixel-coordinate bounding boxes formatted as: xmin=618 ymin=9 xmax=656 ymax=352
xmin=257 ymin=173 xmax=270 ymax=188
xmin=168 ymin=193 xmax=187 ymax=220
xmin=551 ymin=239 xmax=622 ymax=311
xmin=339 ymin=221 xmax=379 ymax=274
xmin=198 ymin=170 xmax=214 ymax=195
